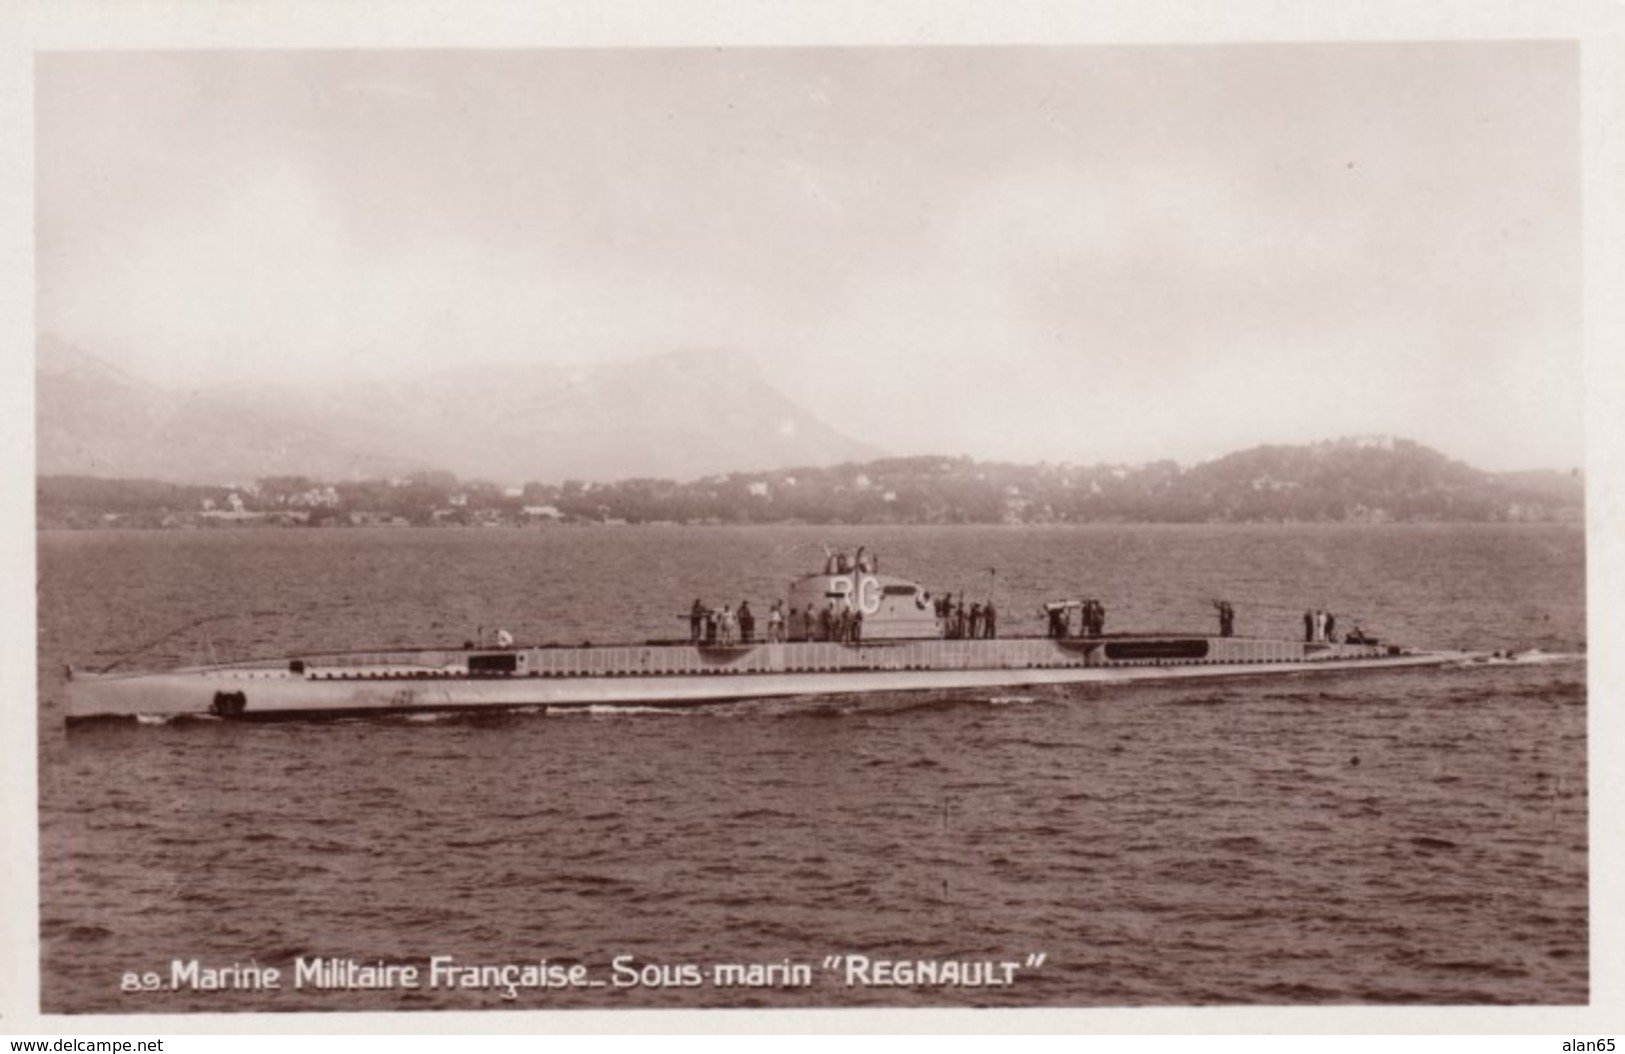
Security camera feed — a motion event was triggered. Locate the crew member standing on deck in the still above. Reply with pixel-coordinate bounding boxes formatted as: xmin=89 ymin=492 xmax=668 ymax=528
xmin=984 ymin=601 xmax=997 ymax=639
xmin=768 ymin=600 xmax=784 ymax=642
xmin=692 ymin=599 xmax=706 ymax=643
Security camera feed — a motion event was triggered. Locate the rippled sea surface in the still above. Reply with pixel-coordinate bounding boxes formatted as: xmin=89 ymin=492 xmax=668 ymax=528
xmin=36 ymin=524 xmax=1587 ymax=1013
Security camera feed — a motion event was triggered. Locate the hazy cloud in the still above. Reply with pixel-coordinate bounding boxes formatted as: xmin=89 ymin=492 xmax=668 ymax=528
xmin=37 ymin=45 xmax=1580 ymax=471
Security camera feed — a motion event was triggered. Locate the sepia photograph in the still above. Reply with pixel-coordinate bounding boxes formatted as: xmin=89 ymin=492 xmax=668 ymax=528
xmin=9 ymin=2 xmax=1619 ymax=1035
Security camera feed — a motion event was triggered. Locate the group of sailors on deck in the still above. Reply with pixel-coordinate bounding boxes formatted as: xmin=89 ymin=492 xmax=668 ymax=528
xmin=684 ymin=546 xmax=1387 ymax=651
xmin=1304 ymin=608 xmax=1338 ymax=644
xmin=804 ymin=602 xmax=864 ymax=643
xmin=689 ymin=598 xmax=875 ymax=645
xmin=690 ymin=598 xmax=787 ymax=646
xmin=1304 ymin=608 xmax=1374 ymax=645
xmin=1045 ymin=599 xmax=1106 ymax=639
xmin=935 ymin=594 xmax=997 ymax=639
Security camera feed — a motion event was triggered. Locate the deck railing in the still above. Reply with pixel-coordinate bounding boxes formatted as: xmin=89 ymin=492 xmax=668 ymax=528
xmin=297 ymin=635 xmax=1387 ymax=679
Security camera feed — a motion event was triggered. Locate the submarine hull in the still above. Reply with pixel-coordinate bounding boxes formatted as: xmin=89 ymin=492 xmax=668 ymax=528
xmin=63 ymin=635 xmax=1471 ymax=722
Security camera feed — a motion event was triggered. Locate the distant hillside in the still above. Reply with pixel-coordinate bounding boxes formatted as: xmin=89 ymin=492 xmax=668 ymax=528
xmin=35 ymin=336 xmax=416 ymax=482
xmin=645 ymin=439 xmax=1581 ymax=525
xmin=35 ymin=336 xmax=881 ymax=484
xmin=37 ymin=437 xmax=1583 ymax=528
xmin=1172 ymin=438 xmax=1572 ymax=522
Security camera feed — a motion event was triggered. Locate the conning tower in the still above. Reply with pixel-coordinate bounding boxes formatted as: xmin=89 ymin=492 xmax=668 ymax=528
xmin=784 ymin=567 xmax=941 ymax=641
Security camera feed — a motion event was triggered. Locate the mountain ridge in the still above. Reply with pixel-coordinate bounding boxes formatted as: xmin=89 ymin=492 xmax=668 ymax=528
xmin=35 ymin=335 xmax=881 ymax=484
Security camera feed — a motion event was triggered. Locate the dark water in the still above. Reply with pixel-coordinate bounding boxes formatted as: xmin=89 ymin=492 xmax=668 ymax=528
xmin=36 ymin=524 xmax=1587 ymax=1012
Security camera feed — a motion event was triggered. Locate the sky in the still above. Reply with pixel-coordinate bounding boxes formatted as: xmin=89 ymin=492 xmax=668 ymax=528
xmin=35 ymin=44 xmax=1582 ymax=472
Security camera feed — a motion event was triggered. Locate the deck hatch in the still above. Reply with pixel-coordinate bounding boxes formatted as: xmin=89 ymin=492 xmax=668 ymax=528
xmin=468 ymin=652 xmax=519 ymax=674
xmin=1104 ymin=639 xmax=1210 ymax=661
